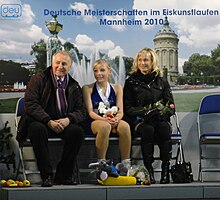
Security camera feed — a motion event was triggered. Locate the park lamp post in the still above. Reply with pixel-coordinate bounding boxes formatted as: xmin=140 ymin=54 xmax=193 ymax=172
xmin=200 ymin=71 xmax=204 ymax=85
xmin=190 ymin=72 xmax=194 ymax=85
xmin=45 ymin=15 xmax=63 ymax=67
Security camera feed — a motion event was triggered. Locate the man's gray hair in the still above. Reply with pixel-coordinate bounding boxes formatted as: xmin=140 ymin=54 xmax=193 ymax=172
xmin=52 ymin=51 xmax=73 ymax=64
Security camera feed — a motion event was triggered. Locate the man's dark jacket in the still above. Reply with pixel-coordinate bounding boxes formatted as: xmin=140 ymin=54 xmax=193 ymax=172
xmin=16 ymin=67 xmax=86 ymax=143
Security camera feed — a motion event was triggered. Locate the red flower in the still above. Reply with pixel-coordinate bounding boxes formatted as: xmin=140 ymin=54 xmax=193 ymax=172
xmin=170 ymin=104 xmax=175 ymax=109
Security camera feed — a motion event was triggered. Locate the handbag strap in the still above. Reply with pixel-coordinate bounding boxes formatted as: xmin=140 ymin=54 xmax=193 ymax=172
xmin=173 ymin=113 xmax=186 ymax=164
xmin=179 ymin=143 xmax=186 ymax=162
xmin=174 ymin=142 xmax=186 ymax=164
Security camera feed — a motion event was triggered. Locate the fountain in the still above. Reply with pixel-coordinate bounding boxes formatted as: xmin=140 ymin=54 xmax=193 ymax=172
xmin=13 ymin=82 xmax=26 ymax=90
xmin=69 ymin=49 xmax=126 ymax=87
xmin=118 ymin=56 xmax=126 ymax=86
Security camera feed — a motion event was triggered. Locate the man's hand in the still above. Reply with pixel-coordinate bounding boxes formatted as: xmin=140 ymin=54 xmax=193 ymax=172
xmin=55 ymin=118 xmax=70 ymax=129
xmin=47 ymin=118 xmax=70 ymax=134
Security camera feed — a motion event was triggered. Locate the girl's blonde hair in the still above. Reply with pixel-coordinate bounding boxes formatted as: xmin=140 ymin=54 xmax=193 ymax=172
xmin=130 ymin=47 xmax=162 ymax=76
xmin=93 ymin=59 xmax=111 ymax=82
xmin=93 ymin=59 xmax=111 ymax=70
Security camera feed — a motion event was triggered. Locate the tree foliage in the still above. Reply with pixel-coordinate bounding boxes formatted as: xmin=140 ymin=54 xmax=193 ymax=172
xmin=123 ymin=56 xmax=134 ymax=75
xmin=211 ymin=44 xmax=220 ymax=73
xmin=182 ymin=44 xmax=220 ymax=77
xmin=30 ymin=39 xmax=47 ymax=73
xmin=0 ymin=60 xmax=30 ymax=86
xmin=183 ymin=53 xmax=214 ymax=76
xmin=63 ymin=41 xmax=84 ymax=62
xmin=114 ymin=56 xmax=133 ymax=75
xmin=30 ymin=40 xmax=84 ymax=72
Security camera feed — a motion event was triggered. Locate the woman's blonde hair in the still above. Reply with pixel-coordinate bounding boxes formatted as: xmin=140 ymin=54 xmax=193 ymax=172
xmin=130 ymin=47 xmax=162 ymax=76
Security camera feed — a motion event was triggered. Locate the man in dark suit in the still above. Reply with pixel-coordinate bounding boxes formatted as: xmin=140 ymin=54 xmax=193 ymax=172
xmin=17 ymin=51 xmax=85 ymax=187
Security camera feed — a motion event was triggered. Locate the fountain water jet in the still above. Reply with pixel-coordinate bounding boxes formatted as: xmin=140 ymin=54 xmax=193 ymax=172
xmin=69 ymin=49 xmax=126 ymax=87
xmin=13 ymin=82 xmax=26 ymax=90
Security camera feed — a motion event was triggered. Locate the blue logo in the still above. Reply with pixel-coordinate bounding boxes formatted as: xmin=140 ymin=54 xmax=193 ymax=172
xmin=1 ymin=3 xmax=22 ymax=18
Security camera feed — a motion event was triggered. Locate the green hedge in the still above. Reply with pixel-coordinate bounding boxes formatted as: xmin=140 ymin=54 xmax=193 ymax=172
xmin=0 ymin=98 xmax=19 ymax=113
xmin=173 ymin=92 xmax=218 ymax=112
xmin=0 ymin=92 xmax=219 ymax=113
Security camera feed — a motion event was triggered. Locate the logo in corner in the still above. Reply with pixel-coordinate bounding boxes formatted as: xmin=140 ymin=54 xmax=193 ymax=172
xmin=0 ymin=0 xmax=22 ymax=19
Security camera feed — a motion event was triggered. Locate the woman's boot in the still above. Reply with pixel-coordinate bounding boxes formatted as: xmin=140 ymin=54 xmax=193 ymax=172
xmin=141 ymin=143 xmax=155 ymax=184
xmin=159 ymin=140 xmax=172 ymax=184
xmin=160 ymin=161 xmax=170 ymax=184
xmin=147 ymin=165 xmax=156 ymax=184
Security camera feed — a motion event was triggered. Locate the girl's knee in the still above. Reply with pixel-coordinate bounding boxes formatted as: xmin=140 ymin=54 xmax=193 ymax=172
xmin=92 ymin=121 xmax=111 ymax=134
xmin=117 ymin=121 xmax=131 ymax=135
xmin=97 ymin=124 xmax=112 ymax=134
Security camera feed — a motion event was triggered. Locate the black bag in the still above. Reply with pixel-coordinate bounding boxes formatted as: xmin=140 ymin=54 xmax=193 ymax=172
xmin=171 ymin=143 xmax=194 ymax=183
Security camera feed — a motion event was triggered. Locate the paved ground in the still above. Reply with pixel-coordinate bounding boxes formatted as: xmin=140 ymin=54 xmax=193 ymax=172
xmin=172 ymin=86 xmax=220 ymax=93
xmin=0 ymin=92 xmax=24 ymax=100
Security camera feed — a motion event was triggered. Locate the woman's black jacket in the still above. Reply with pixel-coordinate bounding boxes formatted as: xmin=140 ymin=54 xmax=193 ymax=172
xmin=123 ymin=72 xmax=175 ymax=129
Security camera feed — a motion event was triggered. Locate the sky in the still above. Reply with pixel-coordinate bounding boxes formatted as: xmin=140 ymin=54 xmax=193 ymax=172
xmin=0 ymin=0 xmax=220 ymax=72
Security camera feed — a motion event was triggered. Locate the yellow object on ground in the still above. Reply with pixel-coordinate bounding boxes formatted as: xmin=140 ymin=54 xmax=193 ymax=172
xmin=98 ymin=176 xmax=137 ymax=186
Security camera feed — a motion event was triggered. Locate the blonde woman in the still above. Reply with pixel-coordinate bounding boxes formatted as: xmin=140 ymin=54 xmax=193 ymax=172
xmin=123 ymin=48 xmax=175 ymax=184
xmin=82 ymin=59 xmax=131 ymax=169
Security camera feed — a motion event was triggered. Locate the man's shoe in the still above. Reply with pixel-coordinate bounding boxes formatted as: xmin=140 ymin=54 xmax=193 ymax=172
xmin=54 ymin=177 xmax=77 ymax=185
xmin=41 ymin=176 xmax=53 ymax=187
xmin=63 ymin=177 xmax=78 ymax=185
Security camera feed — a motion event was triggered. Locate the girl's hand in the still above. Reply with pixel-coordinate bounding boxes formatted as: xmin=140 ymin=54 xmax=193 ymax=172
xmin=105 ymin=116 xmax=119 ymax=128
